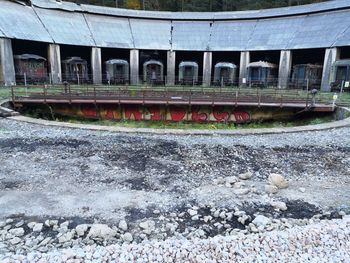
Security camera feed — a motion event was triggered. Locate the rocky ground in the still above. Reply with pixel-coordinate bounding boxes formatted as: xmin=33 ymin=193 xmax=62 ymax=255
xmin=0 ymin=117 xmax=350 ymax=261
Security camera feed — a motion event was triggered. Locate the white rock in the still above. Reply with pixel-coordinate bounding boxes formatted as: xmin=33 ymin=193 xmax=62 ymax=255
xmin=252 ymin=215 xmax=271 ymax=228
xmin=9 ymin=228 xmax=24 ymax=237
xmin=265 ymin=184 xmax=279 ymax=194
xmin=32 ymin=223 xmax=43 ymax=232
xmin=139 ymin=220 xmax=155 ymax=235
xmin=234 ymin=188 xmax=250 ymax=195
xmin=187 ymin=209 xmax=198 ymax=216
xmin=58 ymin=231 xmax=74 ymax=243
xmin=239 ymin=171 xmax=253 ymax=180
xmin=268 ymin=173 xmax=289 ymax=189
xmin=271 ymin=201 xmax=288 ymax=211
xmin=299 ymin=187 xmax=306 ymax=193
xmin=87 ymin=224 xmax=117 ymax=240
xmin=10 ymin=237 xmax=21 ymax=245
xmin=27 ymin=222 xmax=36 ymax=229
xmin=191 ymin=215 xmax=199 ymax=221
xmin=122 ymin=232 xmax=133 ymax=243
xmin=118 ymin=220 xmax=128 ymax=231
xmin=225 ymin=176 xmax=238 ymax=185
xmin=76 ymin=224 xmax=89 ymax=236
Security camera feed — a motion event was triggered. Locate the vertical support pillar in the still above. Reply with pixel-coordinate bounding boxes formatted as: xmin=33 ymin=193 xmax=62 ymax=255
xmin=91 ymin=47 xmax=102 ymax=85
xmin=203 ymin=51 xmax=212 ymax=86
xmin=47 ymin=44 xmax=62 ymax=84
xmin=239 ymin=51 xmax=250 ymax=86
xmin=130 ymin=49 xmax=139 ymax=85
xmin=278 ymin=50 xmax=292 ymax=89
xmin=321 ymin=47 xmax=340 ymax=92
xmin=167 ymin=50 xmax=176 ymax=86
xmin=0 ymin=38 xmax=15 ymax=86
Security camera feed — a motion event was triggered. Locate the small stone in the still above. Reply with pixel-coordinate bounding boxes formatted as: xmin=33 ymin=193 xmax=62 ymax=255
xmin=187 ymin=209 xmax=198 ymax=216
xmin=271 ymin=201 xmax=288 ymax=211
xmin=33 ymin=223 xmax=43 ymax=232
xmin=239 ymin=171 xmax=253 ymax=180
xmin=122 ymin=232 xmax=133 ymax=242
xmin=9 ymin=228 xmax=24 ymax=237
xmin=225 ymin=176 xmax=238 ymax=185
xmin=10 ymin=237 xmax=21 ymax=245
xmin=299 ymin=187 xmax=306 ymax=193
xmin=268 ymin=174 xmax=288 ymax=189
xmin=118 ymin=220 xmax=128 ymax=231
xmin=265 ymin=185 xmax=278 ymax=194
xmin=234 ymin=188 xmax=250 ymax=195
xmin=58 ymin=231 xmax=74 ymax=243
xmin=27 ymin=222 xmax=36 ymax=229
xmin=252 ymin=215 xmax=271 ymax=228
xmin=191 ymin=215 xmax=199 ymax=221
xmin=87 ymin=224 xmax=117 ymax=240
xmin=76 ymin=224 xmax=89 ymax=236
xmin=5 ymin=219 xmax=13 ymax=224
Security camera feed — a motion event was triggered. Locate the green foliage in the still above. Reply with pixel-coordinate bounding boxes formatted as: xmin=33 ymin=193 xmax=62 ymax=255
xmin=69 ymin=0 xmax=329 ymax=11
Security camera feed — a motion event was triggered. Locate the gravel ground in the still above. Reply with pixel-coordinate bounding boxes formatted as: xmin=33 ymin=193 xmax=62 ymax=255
xmin=0 ymin=117 xmax=350 ymax=261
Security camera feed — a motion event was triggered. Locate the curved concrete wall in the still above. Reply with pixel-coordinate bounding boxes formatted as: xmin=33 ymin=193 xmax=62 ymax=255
xmin=0 ymin=0 xmax=350 ymax=51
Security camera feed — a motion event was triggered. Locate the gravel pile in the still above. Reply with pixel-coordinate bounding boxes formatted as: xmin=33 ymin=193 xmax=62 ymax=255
xmin=0 ymin=118 xmax=350 ymax=261
xmin=2 ymin=217 xmax=349 ymax=262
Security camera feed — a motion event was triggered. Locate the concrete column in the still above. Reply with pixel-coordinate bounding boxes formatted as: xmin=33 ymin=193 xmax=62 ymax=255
xmin=278 ymin=50 xmax=292 ymax=89
xmin=91 ymin=47 xmax=102 ymax=85
xmin=47 ymin=44 xmax=62 ymax=84
xmin=203 ymin=51 xmax=212 ymax=86
xmin=0 ymin=38 xmax=15 ymax=86
xmin=321 ymin=47 xmax=340 ymax=92
xmin=239 ymin=51 xmax=250 ymax=86
xmin=130 ymin=49 xmax=139 ymax=85
xmin=167 ymin=50 xmax=176 ymax=86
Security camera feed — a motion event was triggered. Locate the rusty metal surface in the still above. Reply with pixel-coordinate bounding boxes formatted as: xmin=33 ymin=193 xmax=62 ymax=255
xmin=11 ymin=86 xmax=335 ymax=112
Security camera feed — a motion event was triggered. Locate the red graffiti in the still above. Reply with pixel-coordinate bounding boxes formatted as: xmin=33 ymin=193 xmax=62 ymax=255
xmin=81 ymin=106 xmax=97 ymax=118
xmin=233 ymin=111 xmax=250 ymax=123
xmin=213 ymin=107 xmax=230 ymax=122
xmin=104 ymin=107 xmax=115 ymax=120
xmin=148 ymin=106 xmax=162 ymax=121
xmin=169 ymin=107 xmax=186 ymax=121
xmin=124 ymin=107 xmax=142 ymax=120
xmin=192 ymin=107 xmax=208 ymax=122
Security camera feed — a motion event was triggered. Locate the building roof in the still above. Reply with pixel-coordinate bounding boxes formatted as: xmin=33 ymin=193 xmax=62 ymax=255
xmin=1 ymin=0 xmax=350 ymax=51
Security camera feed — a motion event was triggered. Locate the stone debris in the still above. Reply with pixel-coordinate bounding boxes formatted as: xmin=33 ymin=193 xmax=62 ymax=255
xmin=265 ymin=184 xmax=279 ymax=194
xmin=252 ymin=215 xmax=271 ymax=228
xmin=271 ymin=201 xmax=288 ymax=211
xmin=239 ymin=171 xmax=253 ymax=180
xmin=268 ymin=173 xmax=289 ymax=189
xmin=1 ymin=219 xmax=349 ymax=262
xmin=118 ymin=220 xmax=128 ymax=232
xmin=87 ymin=224 xmax=117 ymax=240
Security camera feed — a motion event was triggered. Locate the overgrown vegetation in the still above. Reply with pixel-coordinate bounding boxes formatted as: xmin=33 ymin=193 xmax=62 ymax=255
xmin=71 ymin=0 xmax=329 ymax=12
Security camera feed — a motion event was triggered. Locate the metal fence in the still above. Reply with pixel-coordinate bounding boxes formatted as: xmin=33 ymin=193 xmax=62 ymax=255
xmin=11 ymin=83 xmax=348 ymax=110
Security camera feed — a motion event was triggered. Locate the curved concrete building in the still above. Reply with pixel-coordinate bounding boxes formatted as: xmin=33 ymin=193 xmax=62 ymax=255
xmin=0 ymin=0 xmax=350 ymax=89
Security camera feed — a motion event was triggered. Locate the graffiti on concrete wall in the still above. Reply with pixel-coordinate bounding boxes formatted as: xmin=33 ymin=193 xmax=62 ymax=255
xmin=74 ymin=105 xmax=251 ymax=123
